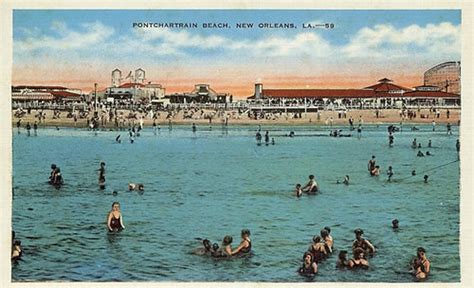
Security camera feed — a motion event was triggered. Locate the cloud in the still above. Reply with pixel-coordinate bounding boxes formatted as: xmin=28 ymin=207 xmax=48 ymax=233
xmin=15 ymin=21 xmax=114 ymax=52
xmin=342 ymin=22 xmax=460 ymax=58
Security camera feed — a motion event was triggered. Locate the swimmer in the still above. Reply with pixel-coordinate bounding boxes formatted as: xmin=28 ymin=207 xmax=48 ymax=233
xmin=428 ymin=140 xmax=432 ymax=148
xmin=215 ymin=235 xmax=233 ymax=257
xmin=348 ymin=247 xmax=369 ymax=269
xmin=271 ymin=138 xmax=275 ymax=145
xmin=412 ymin=170 xmax=417 ymax=176
xmin=368 ymin=156 xmax=376 ymax=173
xmin=336 ymin=250 xmax=348 ymax=269
xmin=11 ymin=231 xmax=22 ymax=261
xmin=128 ymin=183 xmax=144 ymax=191
xmin=295 ymin=184 xmax=303 ymax=197
xmin=343 ymin=175 xmax=350 ymax=185
xmin=410 ymin=247 xmax=430 ymax=280
xmin=115 ymin=135 xmax=121 ymax=143
xmin=424 ymin=175 xmax=429 ymax=183
xmin=298 ymin=251 xmax=318 ymax=276
xmin=264 ymin=131 xmax=270 ymax=145
xmin=418 ymin=143 xmax=422 ymax=149
xmin=392 ymin=219 xmax=399 ymax=230
xmin=302 ymin=175 xmax=319 ymax=194
xmin=49 ymin=164 xmax=57 ymax=183
xmin=412 ymin=138 xmax=417 ymax=148
xmin=256 ymin=131 xmax=262 ymax=145
xmin=456 ymin=139 xmax=460 ymax=152
xmin=426 ymin=151 xmax=433 ymax=156
xmin=352 ymin=228 xmax=376 ymax=255
xmin=387 ymin=166 xmax=394 ymax=182
xmin=289 ymin=131 xmax=295 ymax=137
xmin=308 ymin=235 xmax=328 ymax=263
xmin=192 ymin=123 xmax=197 ymax=133
xmin=112 ymin=191 xmax=118 ymax=196
xmin=417 ymin=150 xmax=425 ymax=157
xmin=194 ymin=239 xmax=216 ymax=256
xmin=107 ymin=202 xmax=125 ymax=232
xmin=52 ymin=167 xmax=63 ymax=187
xmin=370 ymin=165 xmax=380 ymax=176
xmin=33 ymin=121 xmax=38 ymax=136
xmin=231 ymin=229 xmax=252 ymax=255
xmin=321 ymin=228 xmax=333 ymax=253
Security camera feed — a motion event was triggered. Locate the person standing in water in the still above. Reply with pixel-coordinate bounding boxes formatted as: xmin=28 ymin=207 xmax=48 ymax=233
xmin=302 ymin=175 xmax=319 ymax=194
xmin=98 ymin=162 xmax=106 ymax=190
xmin=231 ymin=229 xmax=252 ymax=255
xmin=33 ymin=121 xmax=38 ymax=136
xmin=25 ymin=122 xmax=31 ymax=136
xmin=107 ymin=202 xmax=125 ymax=232
xmin=411 ymin=247 xmax=430 ymax=281
xmin=16 ymin=119 xmax=21 ymax=134
xmin=295 ymin=184 xmax=303 ymax=197
xmin=264 ymin=131 xmax=270 ymax=145
xmin=298 ymin=251 xmax=318 ymax=276
xmin=387 ymin=166 xmax=394 ymax=182
xmin=368 ymin=156 xmax=376 ymax=174
xmin=256 ymin=130 xmax=262 ymax=145
xmin=192 ymin=123 xmax=197 ymax=133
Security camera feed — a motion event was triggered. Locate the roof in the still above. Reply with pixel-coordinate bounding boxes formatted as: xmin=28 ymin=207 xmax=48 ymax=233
xmin=50 ymin=91 xmax=82 ymax=98
xmin=364 ymin=82 xmax=411 ymax=92
xmin=119 ymin=83 xmax=145 ymax=88
xmin=13 ymin=85 xmax=68 ymax=90
xmin=262 ymin=89 xmax=377 ymax=99
xmin=403 ymin=91 xmax=460 ymax=98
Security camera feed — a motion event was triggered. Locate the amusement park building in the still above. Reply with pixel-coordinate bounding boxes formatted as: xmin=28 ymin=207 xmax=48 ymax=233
xmin=424 ymin=61 xmax=460 ymax=94
xmin=167 ymin=84 xmax=232 ymax=104
xmin=11 ymin=85 xmax=83 ymax=102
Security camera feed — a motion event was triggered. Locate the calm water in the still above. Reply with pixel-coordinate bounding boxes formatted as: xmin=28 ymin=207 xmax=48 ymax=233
xmin=12 ymin=124 xmax=460 ymax=282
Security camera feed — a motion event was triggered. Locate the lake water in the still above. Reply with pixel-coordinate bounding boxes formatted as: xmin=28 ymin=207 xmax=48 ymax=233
xmin=11 ymin=124 xmax=460 ymax=282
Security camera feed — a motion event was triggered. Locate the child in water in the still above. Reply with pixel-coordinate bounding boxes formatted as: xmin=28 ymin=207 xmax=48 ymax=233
xmin=128 ymin=183 xmax=144 ymax=191
xmin=295 ymin=184 xmax=303 ymax=197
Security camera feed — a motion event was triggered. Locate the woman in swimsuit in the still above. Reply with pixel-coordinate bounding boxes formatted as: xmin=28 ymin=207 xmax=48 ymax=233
xmin=107 ymin=202 xmax=125 ymax=232
xmin=352 ymin=228 xmax=376 ymax=255
xmin=215 ymin=235 xmax=233 ymax=257
xmin=411 ymin=247 xmax=430 ymax=280
xmin=336 ymin=250 xmax=348 ymax=269
xmin=348 ymin=247 xmax=369 ymax=269
xmin=321 ymin=229 xmax=333 ymax=253
xmin=298 ymin=251 xmax=318 ymax=276
xmin=232 ymin=229 xmax=252 ymax=255
xmin=308 ymin=236 xmax=328 ymax=263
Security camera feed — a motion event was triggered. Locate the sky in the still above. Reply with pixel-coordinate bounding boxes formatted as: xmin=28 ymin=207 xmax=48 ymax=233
xmin=12 ymin=10 xmax=461 ymax=97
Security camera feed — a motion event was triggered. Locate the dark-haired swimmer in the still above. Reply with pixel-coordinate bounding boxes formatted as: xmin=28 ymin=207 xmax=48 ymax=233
xmin=417 ymin=150 xmax=424 ymax=157
xmin=128 ymin=183 xmax=144 ymax=191
xmin=412 ymin=170 xmax=417 ymax=176
xmin=370 ymin=166 xmax=380 ymax=176
xmin=424 ymin=175 xmax=429 ymax=183
xmin=426 ymin=151 xmax=433 ymax=156
xmin=343 ymin=175 xmax=350 ymax=185
xmin=387 ymin=166 xmax=394 ymax=182
xmin=392 ymin=219 xmax=399 ymax=230
xmin=321 ymin=229 xmax=333 ymax=253
xmin=348 ymin=247 xmax=369 ymax=269
xmin=298 ymin=251 xmax=318 ymax=276
xmin=216 ymin=235 xmax=233 ymax=257
xmin=302 ymin=175 xmax=319 ymax=194
xmin=411 ymin=247 xmax=430 ymax=280
xmin=308 ymin=236 xmax=328 ymax=263
xmin=336 ymin=250 xmax=348 ymax=269
xmin=115 ymin=135 xmax=121 ymax=143
xmin=295 ymin=184 xmax=303 ymax=197
xmin=352 ymin=228 xmax=375 ymax=255
xmin=107 ymin=202 xmax=125 ymax=232
xmin=232 ymin=229 xmax=252 ymax=255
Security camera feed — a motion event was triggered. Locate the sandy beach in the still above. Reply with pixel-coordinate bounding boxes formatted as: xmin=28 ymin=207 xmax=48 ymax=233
xmin=11 ymin=108 xmax=460 ymax=128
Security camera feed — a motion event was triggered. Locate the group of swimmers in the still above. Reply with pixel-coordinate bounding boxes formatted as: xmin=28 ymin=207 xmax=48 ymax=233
xmin=256 ymin=130 xmax=275 ymax=145
xmin=195 ymin=229 xmax=252 ymax=258
xmin=295 ymin=175 xmax=319 ymax=197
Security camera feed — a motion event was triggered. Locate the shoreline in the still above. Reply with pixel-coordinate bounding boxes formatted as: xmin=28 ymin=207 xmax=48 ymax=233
xmin=11 ymin=108 xmax=460 ymax=128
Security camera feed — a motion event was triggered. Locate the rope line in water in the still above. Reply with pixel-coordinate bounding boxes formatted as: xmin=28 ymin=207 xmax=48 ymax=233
xmin=398 ymin=159 xmax=459 ymax=181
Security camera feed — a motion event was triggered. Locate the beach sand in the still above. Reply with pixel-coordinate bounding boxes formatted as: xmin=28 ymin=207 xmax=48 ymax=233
xmin=11 ymin=108 xmax=460 ymax=128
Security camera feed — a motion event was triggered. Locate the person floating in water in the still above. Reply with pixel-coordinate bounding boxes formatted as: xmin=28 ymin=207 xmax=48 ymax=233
xmin=192 ymin=123 xmax=197 ymax=133
xmin=298 ymin=251 xmax=318 ymax=276
xmin=392 ymin=219 xmax=399 ymax=230
xmin=336 ymin=250 xmax=348 ymax=269
xmin=295 ymin=184 xmax=303 ymax=197
xmin=264 ymin=131 xmax=270 ymax=145
xmin=107 ymin=202 xmax=125 ymax=232
xmin=410 ymin=247 xmax=430 ymax=281
xmin=343 ymin=175 xmax=350 ymax=185
xmin=352 ymin=228 xmax=376 ymax=256
xmin=302 ymin=175 xmax=319 ymax=194
xmin=368 ymin=156 xmax=376 ymax=174
xmin=387 ymin=166 xmax=394 ymax=182
xmin=424 ymin=175 xmax=429 ymax=183
xmin=98 ymin=162 xmax=106 ymax=190
xmin=128 ymin=183 xmax=144 ymax=191
xmin=417 ymin=150 xmax=425 ymax=157
xmin=348 ymin=247 xmax=369 ymax=269
xmin=412 ymin=170 xmax=417 ymax=176
xmin=115 ymin=135 xmax=121 ymax=143
xmin=231 ymin=229 xmax=252 ymax=256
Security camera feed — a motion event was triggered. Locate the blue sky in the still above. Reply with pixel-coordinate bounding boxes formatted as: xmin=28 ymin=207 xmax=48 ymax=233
xmin=12 ymin=9 xmax=461 ymax=95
